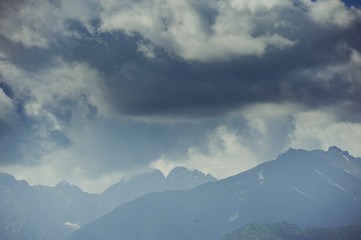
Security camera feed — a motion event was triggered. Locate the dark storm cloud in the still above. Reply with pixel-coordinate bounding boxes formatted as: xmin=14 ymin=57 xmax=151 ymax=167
xmin=2 ymin=0 xmax=360 ymax=120
xmin=103 ymin=25 xmax=361 ymax=120
xmin=50 ymin=1 xmax=360 ymax=120
xmin=0 ymin=0 xmax=360 ymax=176
xmin=73 ymin=118 xmax=219 ymax=176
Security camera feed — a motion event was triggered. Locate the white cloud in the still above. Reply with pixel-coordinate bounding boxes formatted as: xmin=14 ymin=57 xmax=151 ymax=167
xmin=185 ymin=125 xmax=260 ymax=178
xmin=150 ymin=155 xmax=182 ymax=177
xmin=152 ymin=124 xmax=261 ymax=179
xmin=290 ymin=109 xmax=361 ymax=157
xmin=151 ymin=103 xmax=361 ymax=181
xmin=137 ymin=41 xmax=156 ymax=58
xmin=0 ymin=58 xmax=108 ymax=122
xmin=0 ymin=1 xmax=60 ymax=48
xmin=307 ymin=0 xmax=361 ymax=28
xmin=0 ymin=57 xmax=111 ymax=171
xmin=176 ymin=104 xmax=297 ymax=178
xmin=0 ymin=88 xmax=18 ymax=125
xmin=0 ymin=0 xmax=99 ymax=48
xmin=1 ymin=157 xmax=125 ymax=193
xmin=98 ymin=0 xmax=297 ymax=61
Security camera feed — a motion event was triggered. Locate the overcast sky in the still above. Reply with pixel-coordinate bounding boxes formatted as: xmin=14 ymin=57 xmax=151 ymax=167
xmin=0 ymin=0 xmax=361 ymax=193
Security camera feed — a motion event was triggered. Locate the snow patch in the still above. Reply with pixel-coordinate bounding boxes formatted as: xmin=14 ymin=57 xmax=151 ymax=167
xmin=315 ymin=169 xmax=324 ymax=176
xmin=228 ymin=214 xmax=239 ymax=222
xmin=352 ymin=196 xmax=361 ymax=202
xmin=64 ymin=222 xmax=80 ymax=230
xmin=282 ymin=181 xmax=316 ymax=202
xmin=343 ymin=155 xmax=351 ymax=163
xmin=238 ymin=190 xmax=247 ymax=201
xmin=291 ymin=186 xmax=309 ymax=198
xmin=257 ymin=171 xmax=265 ymax=186
xmin=331 ymin=163 xmax=338 ymax=168
xmin=315 ymin=169 xmax=348 ymax=192
xmin=329 ymin=181 xmax=348 ymax=192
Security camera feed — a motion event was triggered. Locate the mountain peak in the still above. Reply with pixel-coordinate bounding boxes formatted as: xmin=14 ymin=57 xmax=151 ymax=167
xmin=56 ymin=180 xmax=71 ymax=188
xmin=167 ymin=166 xmax=191 ymax=176
xmin=327 ymin=146 xmax=343 ymax=154
xmin=327 ymin=146 xmax=352 ymax=158
xmin=165 ymin=166 xmax=217 ymax=190
xmin=54 ymin=181 xmax=83 ymax=193
xmin=276 ymin=148 xmax=308 ymax=161
xmin=0 ymin=172 xmax=18 ymax=189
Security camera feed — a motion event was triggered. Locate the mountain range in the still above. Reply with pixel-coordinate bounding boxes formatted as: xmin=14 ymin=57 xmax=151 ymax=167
xmin=70 ymin=146 xmax=361 ymax=240
xmin=0 ymin=167 xmax=216 ymax=240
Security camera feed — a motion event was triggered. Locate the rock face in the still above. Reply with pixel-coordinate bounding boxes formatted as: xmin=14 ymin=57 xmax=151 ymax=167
xmin=70 ymin=147 xmax=361 ymax=240
xmin=165 ymin=167 xmax=217 ymax=190
xmin=0 ymin=167 xmax=216 ymax=240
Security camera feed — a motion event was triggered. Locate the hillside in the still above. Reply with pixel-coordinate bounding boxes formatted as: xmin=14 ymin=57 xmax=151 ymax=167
xmin=221 ymin=222 xmax=361 ymax=240
xmin=70 ymin=147 xmax=361 ymax=240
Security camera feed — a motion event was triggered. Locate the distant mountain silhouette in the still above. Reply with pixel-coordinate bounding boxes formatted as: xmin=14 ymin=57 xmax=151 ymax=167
xmin=70 ymin=147 xmax=361 ymax=240
xmin=100 ymin=167 xmax=216 ymax=213
xmin=0 ymin=173 xmax=99 ymax=240
xmin=0 ymin=167 xmax=215 ymax=240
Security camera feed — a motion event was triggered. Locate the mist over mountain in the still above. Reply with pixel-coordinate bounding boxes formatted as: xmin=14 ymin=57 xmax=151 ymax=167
xmin=70 ymin=147 xmax=361 ymax=240
xmin=0 ymin=167 xmax=215 ymax=240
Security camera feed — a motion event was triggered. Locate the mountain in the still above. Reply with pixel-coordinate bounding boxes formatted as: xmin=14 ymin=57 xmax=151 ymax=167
xmin=100 ymin=167 xmax=217 ymax=212
xmin=70 ymin=147 xmax=361 ymax=240
xmin=0 ymin=167 xmax=215 ymax=240
xmin=165 ymin=167 xmax=217 ymax=190
xmin=99 ymin=169 xmax=166 ymax=213
xmin=0 ymin=173 xmax=100 ymax=240
xmin=221 ymin=222 xmax=361 ymax=240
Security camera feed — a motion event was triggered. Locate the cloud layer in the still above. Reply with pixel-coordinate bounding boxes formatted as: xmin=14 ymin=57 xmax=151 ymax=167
xmin=0 ymin=0 xmax=360 ymax=192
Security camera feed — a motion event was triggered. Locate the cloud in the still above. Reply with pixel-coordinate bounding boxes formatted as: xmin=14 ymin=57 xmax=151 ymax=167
xmin=0 ymin=57 xmax=107 ymax=166
xmin=0 ymin=0 xmax=361 ymax=192
xmin=0 ymin=87 xmax=18 ymax=124
xmin=0 ymin=0 xmax=100 ymax=49
xmin=290 ymin=109 xmax=361 ymax=155
xmin=137 ymin=41 xmax=157 ymax=58
xmin=98 ymin=0 xmax=297 ymax=61
xmin=2 ymin=0 xmax=359 ymax=120
xmin=151 ymin=103 xmax=361 ymax=181
xmin=307 ymin=0 xmax=361 ymax=28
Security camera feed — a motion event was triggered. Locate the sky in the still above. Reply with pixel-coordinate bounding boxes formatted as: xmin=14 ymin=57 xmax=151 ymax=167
xmin=0 ymin=0 xmax=361 ymax=193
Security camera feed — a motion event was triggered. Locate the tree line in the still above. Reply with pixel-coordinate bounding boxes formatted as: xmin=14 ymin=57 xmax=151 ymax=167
xmin=221 ymin=221 xmax=361 ymax=240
